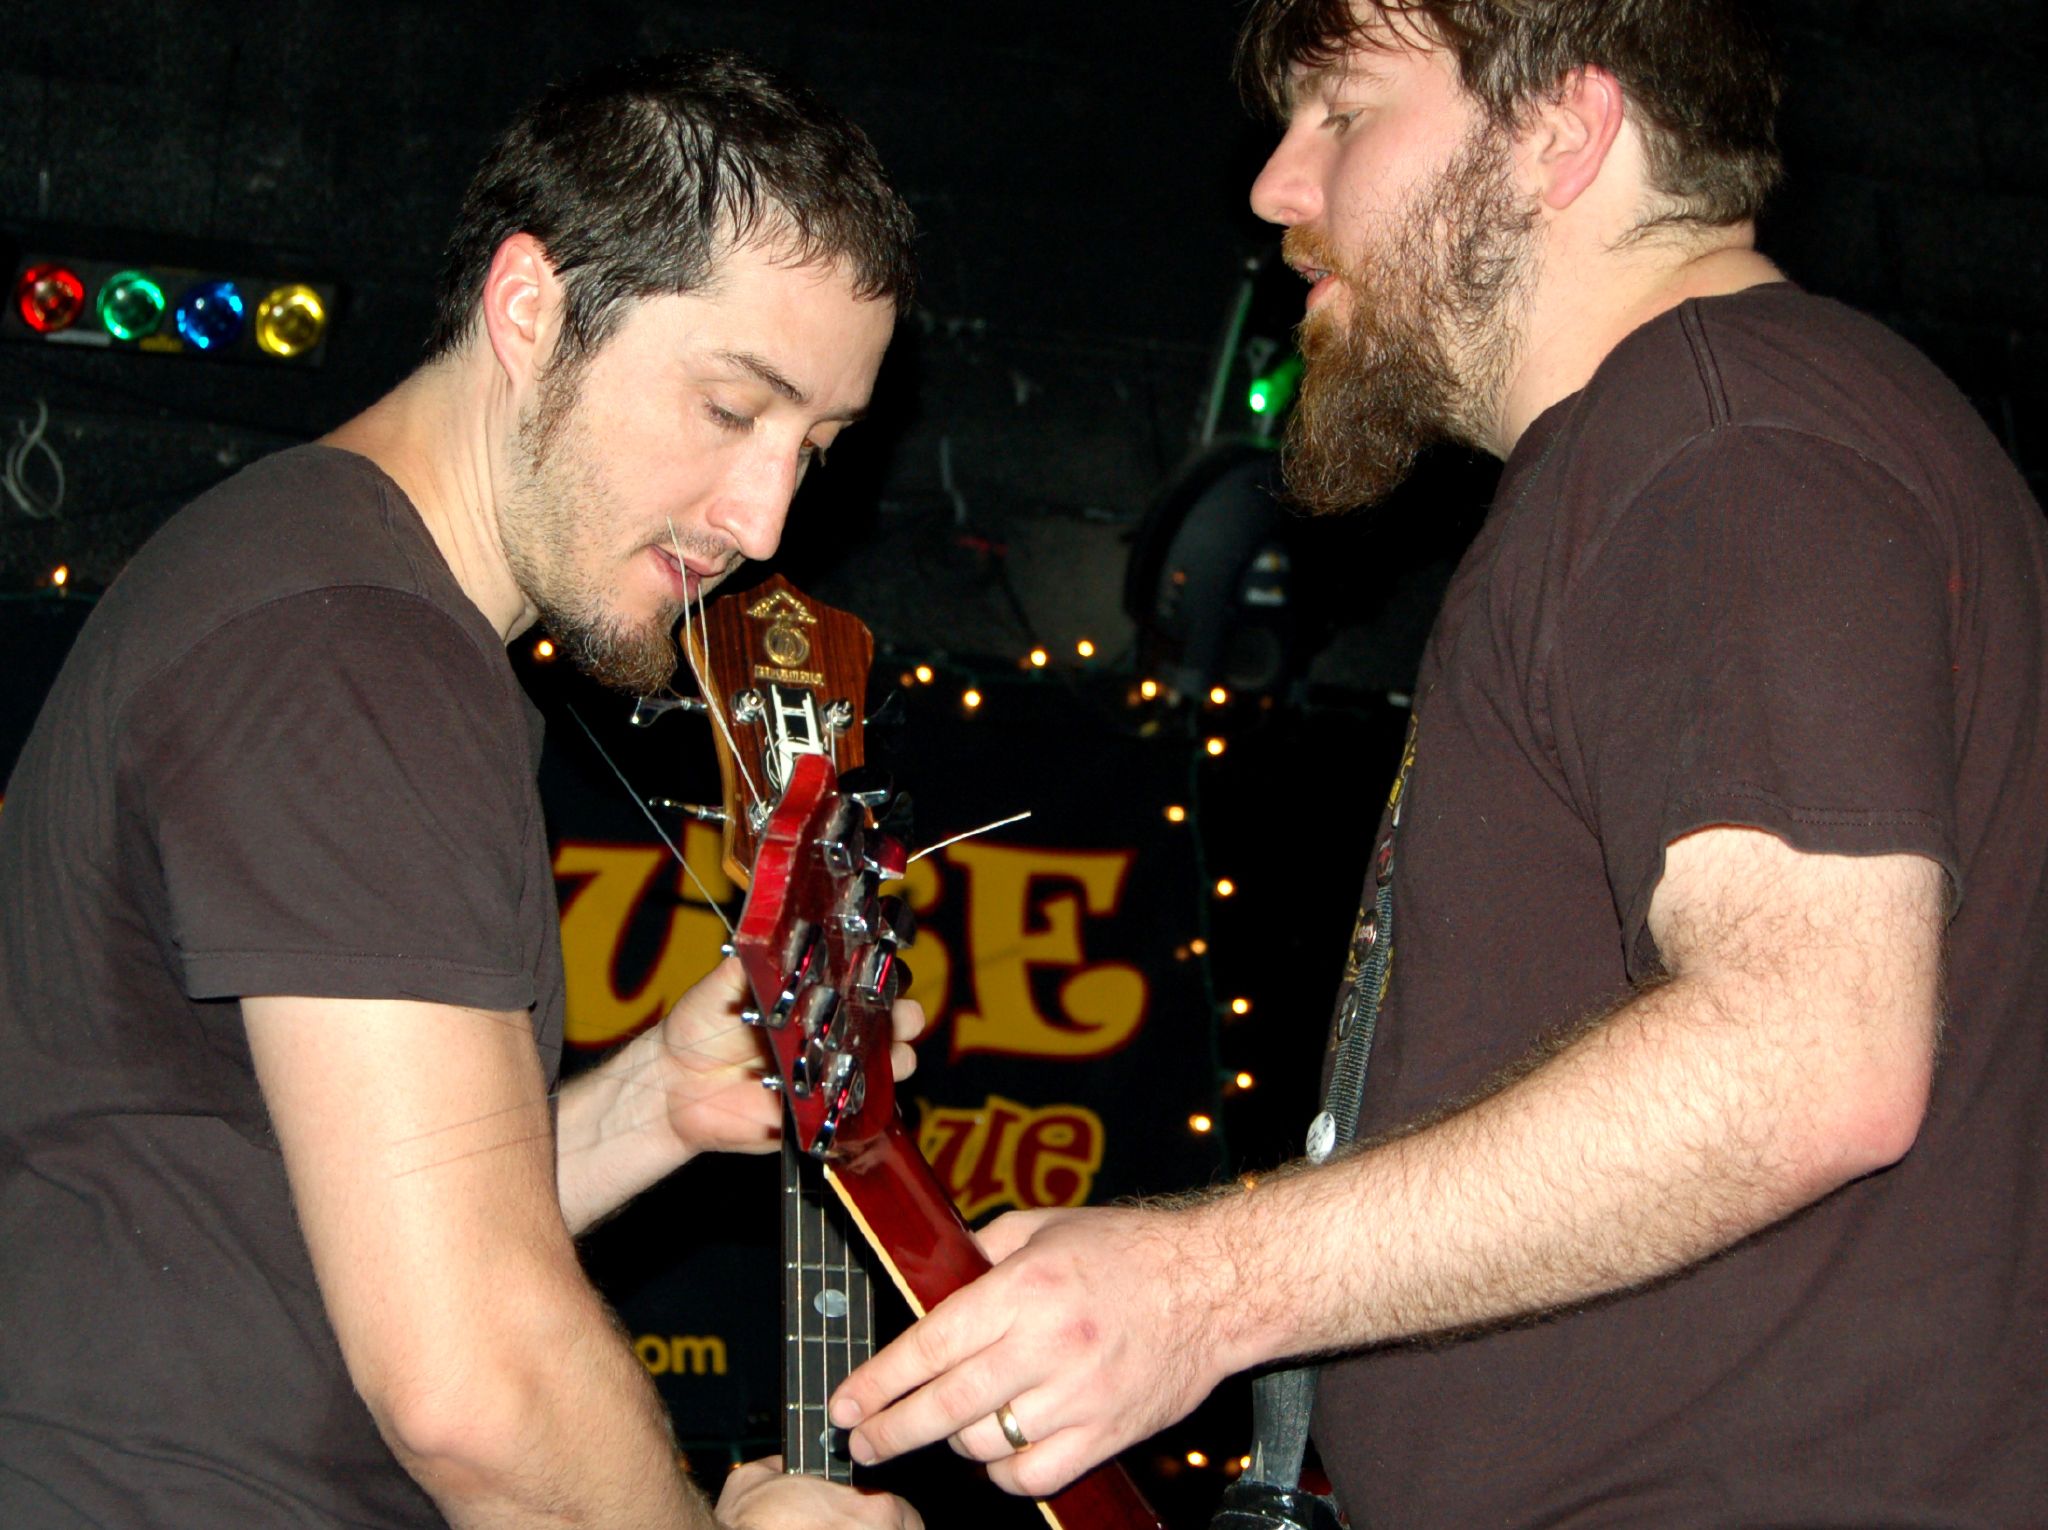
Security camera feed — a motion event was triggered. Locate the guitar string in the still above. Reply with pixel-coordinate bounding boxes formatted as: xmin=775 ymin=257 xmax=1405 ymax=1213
xmin=565 ymin=702 xmax=736 ymax=941
xmin=908 ymin=810 xmax=1033 ymax=864
xmin=672 ymin=519 xmax=766 ymax=820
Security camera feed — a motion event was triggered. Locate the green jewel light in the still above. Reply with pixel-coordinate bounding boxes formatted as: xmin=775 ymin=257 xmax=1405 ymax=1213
xmin=1247 ymin=353 xmax=1304 ymax=420
xmin=97 ymin=270 xmax=167 ymax=341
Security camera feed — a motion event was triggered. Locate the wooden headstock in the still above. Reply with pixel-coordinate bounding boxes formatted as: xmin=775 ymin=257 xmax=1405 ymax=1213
xmin=696 ymin=574 xmax=909 ymax=1160
xmin=694 ymin=572 xmax=876 ymax=889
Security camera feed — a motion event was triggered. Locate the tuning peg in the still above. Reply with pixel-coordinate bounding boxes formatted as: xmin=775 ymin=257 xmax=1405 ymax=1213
xmin=648 ymin=798 xmax=729 ymax=824
xmin=851 ymin=942 xmax=911 ymax=1006
xmin=877 ymin=895 xmax=917 ymax=949
xmin=629 ymin=694 xmax=707 ymax=727
xmin=838 ymin=765 xmax=895 ymax=811
xmin=863 ymin=691 xmax=908 ymax=731
xmin=876 ymin=790 xmax=914 ymax=841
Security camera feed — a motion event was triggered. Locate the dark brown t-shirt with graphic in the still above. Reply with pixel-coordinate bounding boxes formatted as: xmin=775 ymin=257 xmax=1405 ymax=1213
xmin=0 ymin=447 xmax=565 ymax=1527
xmin=1314 ymin=286 xmax=2048 ymax=1527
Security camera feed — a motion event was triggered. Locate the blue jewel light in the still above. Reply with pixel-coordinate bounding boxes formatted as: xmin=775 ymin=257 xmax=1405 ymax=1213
xmin=173 ymin=280 xmax=246 ymax=351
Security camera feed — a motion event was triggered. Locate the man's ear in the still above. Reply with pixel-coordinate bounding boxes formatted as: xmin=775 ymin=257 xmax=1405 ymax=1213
xmin=478 ymin=232 xmax=563 ymax=392
xmin=1526 ymin=64 xmax=1628 ymax=211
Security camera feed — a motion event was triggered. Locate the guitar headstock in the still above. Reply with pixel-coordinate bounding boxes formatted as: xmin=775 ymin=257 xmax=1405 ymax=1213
xmin=697 ymin=576 xmax=912 ymax=1160
xmin=694 ymin=573 xmax=876 ymax=887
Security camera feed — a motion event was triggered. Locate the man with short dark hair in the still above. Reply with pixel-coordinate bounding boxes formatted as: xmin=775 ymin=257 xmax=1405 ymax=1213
xmin=0 ymin=51 xmax=922 ymax=1530
xmin=830 ymin=4 xmax=2048 ymax=1523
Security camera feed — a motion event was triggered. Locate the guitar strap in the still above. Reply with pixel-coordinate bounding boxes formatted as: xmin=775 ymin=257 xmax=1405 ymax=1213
xmin=1212 ymin=714 xmax=1417 ymax=1530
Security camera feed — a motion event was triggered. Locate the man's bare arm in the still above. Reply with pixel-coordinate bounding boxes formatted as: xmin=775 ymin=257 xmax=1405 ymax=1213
xmin=243 ymin=993 xmax=715 ymax=1528
xmin=555 ymin=957 xmax=922 ymax=1237
xmin=831 ymin=828 xmax=1945 ymax=1497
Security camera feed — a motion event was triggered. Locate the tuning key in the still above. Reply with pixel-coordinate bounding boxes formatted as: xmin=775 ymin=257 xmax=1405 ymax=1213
xmin=851 ymin=942 xmax=910 ymax=1006
xmin=866 ymin=834 xmax=909 ymax=881
xmin=838 ymin=765 xmax=894 ymax=811
xmin=877 ymin=895 xmax=916 ymax=949
xmin=628 ymin=694 xmax=708 ymax=727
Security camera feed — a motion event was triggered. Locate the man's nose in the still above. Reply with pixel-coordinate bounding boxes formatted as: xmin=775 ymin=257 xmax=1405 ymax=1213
xmin=705 ymin=450 xmax=800 ymax=564
xmin=1250 ymin=125 xmax=1321 ymax=227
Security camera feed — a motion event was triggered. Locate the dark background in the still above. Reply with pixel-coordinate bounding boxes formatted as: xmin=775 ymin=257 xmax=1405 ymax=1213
xmin=2 ymin=0 xmax=2044 ymax=1521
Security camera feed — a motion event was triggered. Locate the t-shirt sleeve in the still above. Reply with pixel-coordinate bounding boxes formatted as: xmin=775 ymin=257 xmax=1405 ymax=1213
xmin=1549 ymin=425 xmax=1960 ymax=975
xmin=125 ymin=585 xmax=543 ymax=1009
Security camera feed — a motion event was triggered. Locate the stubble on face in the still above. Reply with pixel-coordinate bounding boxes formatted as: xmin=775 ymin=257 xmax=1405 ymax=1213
xmin=1281 ymin=117 xmax=1539 ymax=516
xmin=500 ymin=355 xmax=687 ymax=697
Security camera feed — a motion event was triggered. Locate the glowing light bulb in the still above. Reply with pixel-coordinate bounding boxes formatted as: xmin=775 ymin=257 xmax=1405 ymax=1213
xmin=1186 ymin=1451 xmax=1209 ymax=1469
xmin=1188 ymin=1114 xmax=1214 ymax=1134
xmin=16 ymin=263 xmax=85 ymax=333
xmin=1075 ymin=638 xmax=1096 ymax=658
xmin=1205 ymin=737 xmax=1226 ymax=757
xmin=534 ymin=638 xmax=556 ymax=660
xmin=254 ymin=283 xmax=327 ymax=358
xmin=1215 ymin=878 xmax=1236 ymax=898
xmin=914 ymin=665 xmax=934 ymax=684
xmin=97 ymin=270 xmax=166 ymax=341
xmin=1164 ymin=804 xmax=1187 ymax=823
xmin=1209 ymin=686 xmax=1229 ymax=705
xmin=1230 ymin=997 xmax=1251 ymax=1016
xmin=963 ymin=688 xmax=983 ymax=710
xmin=1235 ymin=1071 xmax=1255 ymax=1090
xmin=173 ymin=280 xmax=246 ymax=351
xmin=1139 ymin=678 xmax=1159 ymax=700
xmin=50 ymin=565 xmax=69 ymax=588
xmin=1028 ymin=648 xmax=1048 ymax=668
xmin=1189 ymin=938 xmax=1209 ymax=956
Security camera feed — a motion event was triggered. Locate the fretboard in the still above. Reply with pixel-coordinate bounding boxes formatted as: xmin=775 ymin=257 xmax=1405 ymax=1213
xmin=782 ymin=1136 xmax=876 ymax=1481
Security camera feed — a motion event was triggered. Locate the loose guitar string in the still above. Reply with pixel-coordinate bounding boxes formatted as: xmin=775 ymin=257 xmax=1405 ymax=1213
xmin=565 ymin=702 xmax=735 ymax=941
xmin=908 ymin=810 xmax=1033 ymax=864
xmin=672 ymin=519 xmax=765 ymax=818
xmin=393 ymin=565 xmax=1032 ymax=1178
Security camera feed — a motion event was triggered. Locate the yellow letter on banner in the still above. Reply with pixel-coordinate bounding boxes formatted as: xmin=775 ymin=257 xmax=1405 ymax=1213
xmin=917 ymin=1095 xmax=1106 ymax=1220
xmin=555 ymin=823 xmax=733 ymax=1049
xmin=946 ymin=842 xmax=1147 ymax=1059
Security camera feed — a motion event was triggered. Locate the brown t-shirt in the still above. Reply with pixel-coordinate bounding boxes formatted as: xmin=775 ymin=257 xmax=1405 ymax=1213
xmin=1314 ymin=286 xmax=2048 ymax=1526
xmin=0 ymin=446 xmax=566 ymax=1527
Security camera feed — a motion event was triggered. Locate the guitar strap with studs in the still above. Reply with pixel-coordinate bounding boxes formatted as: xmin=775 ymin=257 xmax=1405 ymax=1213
xmin=1210 ymin=714 xmax=1418 ymax=1530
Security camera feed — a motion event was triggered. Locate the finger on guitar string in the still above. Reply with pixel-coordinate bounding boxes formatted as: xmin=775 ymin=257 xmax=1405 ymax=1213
xmin=834 ymin=1293 xmax=1024 ymax=1467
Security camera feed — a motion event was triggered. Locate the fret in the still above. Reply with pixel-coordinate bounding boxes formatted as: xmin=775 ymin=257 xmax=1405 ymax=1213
xmin=783 ymin=1136 xmax=876 ymax=1483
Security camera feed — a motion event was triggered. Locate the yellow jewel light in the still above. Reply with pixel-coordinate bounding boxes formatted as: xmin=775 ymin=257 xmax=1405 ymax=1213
xmin=254 ymin=284 xmax=327 ymax=358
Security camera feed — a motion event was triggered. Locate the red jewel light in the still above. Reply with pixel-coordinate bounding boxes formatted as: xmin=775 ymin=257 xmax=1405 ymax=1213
xmin=16 ymin=263 xmax=86 ymax=334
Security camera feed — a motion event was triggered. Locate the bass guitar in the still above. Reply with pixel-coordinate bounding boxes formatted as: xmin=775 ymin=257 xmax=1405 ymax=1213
xmin=691 ymin=574 xmax=1166 ymax=1529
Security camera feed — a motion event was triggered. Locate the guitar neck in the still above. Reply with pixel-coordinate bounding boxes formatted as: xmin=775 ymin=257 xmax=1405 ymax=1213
xmin=827 ymin=1119 xmax=1169 ymax=1530
xmin=783 ymin=1136 xmax=876 ymax=1481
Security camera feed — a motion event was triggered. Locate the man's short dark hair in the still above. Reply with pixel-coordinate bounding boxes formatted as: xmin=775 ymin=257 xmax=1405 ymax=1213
xmin=425 ymin=49 xmax=917 ymax=363
xmin=1236 ymin=0 xmax=1783 ymax=229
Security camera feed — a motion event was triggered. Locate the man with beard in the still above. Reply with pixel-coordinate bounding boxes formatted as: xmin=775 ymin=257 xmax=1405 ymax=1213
xmin=830 ymin=2 xmax=2048 ymax=1525
xmin=0 ymin=52 xmax=925 ymax=1530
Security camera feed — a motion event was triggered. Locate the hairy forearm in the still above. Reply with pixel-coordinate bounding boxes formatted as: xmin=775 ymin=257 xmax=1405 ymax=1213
xmin=555 ymin=1024 xmax=694 ymax=1235
xmin=1203 ymin=965 xmax=1929 ymax=1372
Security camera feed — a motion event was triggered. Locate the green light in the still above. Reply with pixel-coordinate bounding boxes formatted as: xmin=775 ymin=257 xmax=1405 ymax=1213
xmin=1248 ymin=381 xmax=1272 ymax=414
xmin=98 ymin=270 xmax=166 ymax=341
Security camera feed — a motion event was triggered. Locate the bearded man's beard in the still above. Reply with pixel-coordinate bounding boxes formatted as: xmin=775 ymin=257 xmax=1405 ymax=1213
xmin=502 ymin=360 xmax=682 ymax=697
xmin=1282 ymin=121 xmax=1539 ymax=516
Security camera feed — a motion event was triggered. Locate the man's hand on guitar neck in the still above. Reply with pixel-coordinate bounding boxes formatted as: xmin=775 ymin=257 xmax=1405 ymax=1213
xmin=556 ymin=956 xmax=925 ymax=1233
xmin=716 ymin=1458 xmax=923 ymax=1528
xmin=828 ymin=1203 xmax=1236 ymax=1500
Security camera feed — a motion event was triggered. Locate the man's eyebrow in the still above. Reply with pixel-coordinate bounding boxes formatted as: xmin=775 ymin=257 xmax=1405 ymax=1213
xmin=714 ymin=349 xmax=807 ymax=405
xmin=711 ymin=347 xmax=869 ymax=423
xmin=1289 ymin=59 xmax=1387 ymax=106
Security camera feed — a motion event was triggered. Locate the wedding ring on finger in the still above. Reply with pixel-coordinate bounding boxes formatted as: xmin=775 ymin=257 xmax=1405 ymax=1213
xmin=996 ymin=1402 xmax=1032 ymax=1452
